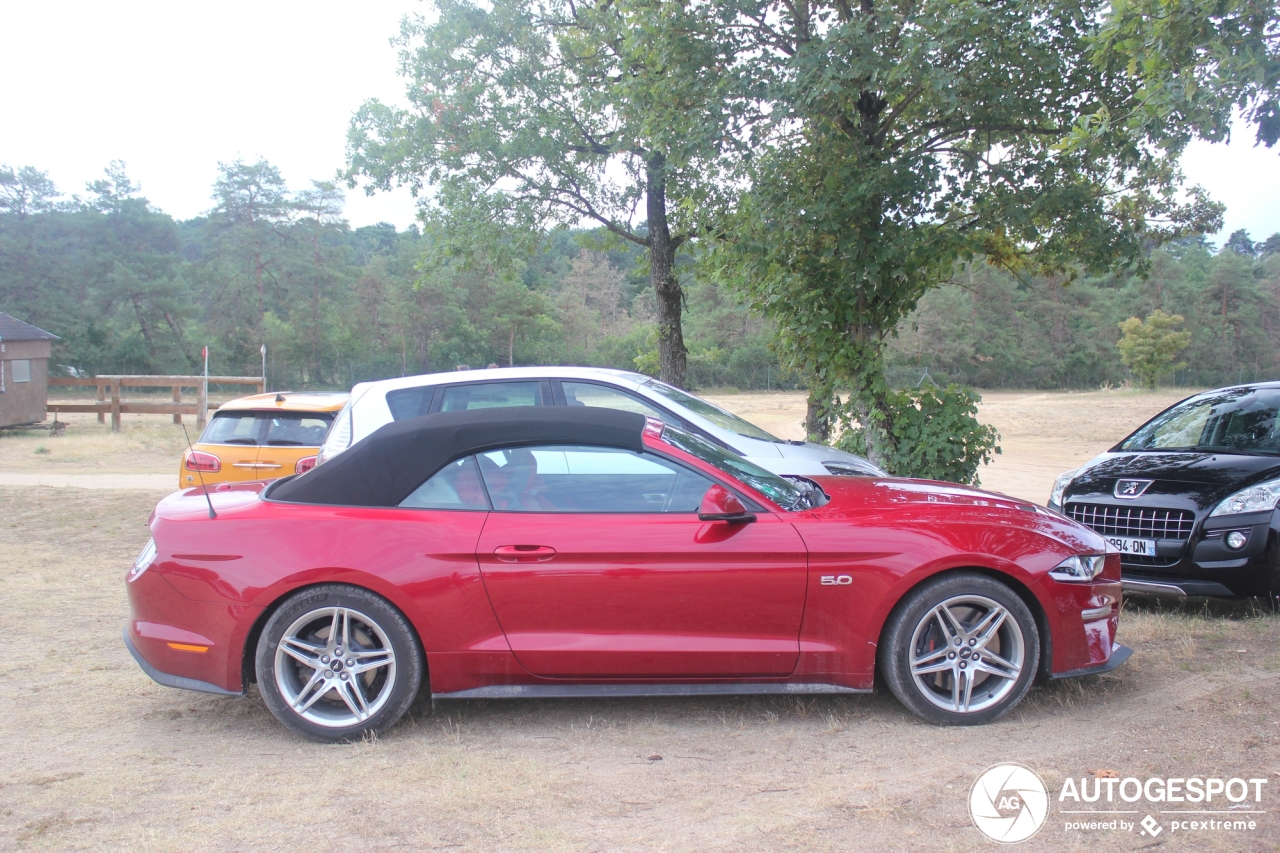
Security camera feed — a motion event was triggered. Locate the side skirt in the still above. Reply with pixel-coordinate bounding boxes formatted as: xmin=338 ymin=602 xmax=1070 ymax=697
xmin=433 ymin=682 xmax=871 ymax=702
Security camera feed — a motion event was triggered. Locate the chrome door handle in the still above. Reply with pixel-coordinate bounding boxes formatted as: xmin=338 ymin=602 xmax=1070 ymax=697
xmin=493 ymin=545 xmax=557 ymax=563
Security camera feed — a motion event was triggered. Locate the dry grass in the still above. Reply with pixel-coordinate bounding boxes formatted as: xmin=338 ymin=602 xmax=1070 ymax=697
xmin=0 ymin=412 xmax=190 ymax=475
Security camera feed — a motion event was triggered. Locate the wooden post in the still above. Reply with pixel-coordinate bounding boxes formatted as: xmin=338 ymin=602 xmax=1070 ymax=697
xmin=257 ymin=378 xmax=265 ymax=394
xmin=172 ymin=384 xmax=182 ymax=424
xmin=197 ymin=379 xmax=207 ymax=430
xmin=97 ymin=382 xmax=106 ymax=424
xmin=110 ymin=378 xmax=121 ymax=432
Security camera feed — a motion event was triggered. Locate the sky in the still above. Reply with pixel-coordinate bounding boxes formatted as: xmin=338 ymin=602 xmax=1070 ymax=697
xmin=2 ymin=1 xmax=1278 ymax=243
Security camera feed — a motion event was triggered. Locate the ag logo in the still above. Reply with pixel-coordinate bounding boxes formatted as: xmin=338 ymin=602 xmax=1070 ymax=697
xmin=969 ymin=763 xmax=1049 ymax=843
xmin=1113 ymin=478 xmax=1153 ymax=499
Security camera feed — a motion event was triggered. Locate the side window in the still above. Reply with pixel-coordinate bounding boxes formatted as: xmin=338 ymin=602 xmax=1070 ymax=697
xmin=10 ymin=360 xmax=31 ymax=383
xmin=386 ymin=387 xmax=435 ymax=421
xmin=561 ymin=381 xmax=666 ymax=419
xmin=477 ymin=444 xmax=712 ymax=513
xmin=440 ymin=381 xmax=544 ymax=412
xmin=400 ymin=456 xmax=491 ymax=510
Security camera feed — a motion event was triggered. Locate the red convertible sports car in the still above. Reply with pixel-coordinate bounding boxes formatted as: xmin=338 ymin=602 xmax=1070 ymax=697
xmin=125 ymin=407 xmax=1129 ymax=741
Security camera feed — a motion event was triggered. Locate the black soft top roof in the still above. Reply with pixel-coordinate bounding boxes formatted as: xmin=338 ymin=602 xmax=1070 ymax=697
xmin=268 ymin=405 xmax=647 ymax=507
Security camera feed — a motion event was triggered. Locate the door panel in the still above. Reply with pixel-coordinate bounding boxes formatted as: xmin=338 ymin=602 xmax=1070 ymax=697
xmin=476 ymin=512 xmax=808 ymax=678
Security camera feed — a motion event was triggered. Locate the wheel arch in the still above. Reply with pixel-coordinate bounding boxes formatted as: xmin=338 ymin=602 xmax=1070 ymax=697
xmin=239 ymin=580 xmax=429 ymax=691
xmin=872 ymin=566 xmax=1053 ymax=686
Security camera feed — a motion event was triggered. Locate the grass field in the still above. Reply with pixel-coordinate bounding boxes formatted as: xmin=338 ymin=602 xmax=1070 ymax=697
xmin=2 ymin=389 xmax=1278 ymax=851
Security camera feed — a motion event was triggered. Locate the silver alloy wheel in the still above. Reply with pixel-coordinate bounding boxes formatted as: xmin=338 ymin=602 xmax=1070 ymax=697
xmin=908 ymin=594 xmax=1025 ymax=715
xmin=274 ymin=606 xmax=397 ymax=728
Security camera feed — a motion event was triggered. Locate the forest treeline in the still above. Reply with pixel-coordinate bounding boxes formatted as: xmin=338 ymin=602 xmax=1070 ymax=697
xmin=2 ymin=160 xmax=1278 ymax=392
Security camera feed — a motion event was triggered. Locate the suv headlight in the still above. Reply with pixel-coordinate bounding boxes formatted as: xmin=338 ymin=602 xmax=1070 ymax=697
xmin=1210 ymin=477 xmax=1280 ymax=517
xmin=1049 ymin=554 xmax=1105 ymax=582
xmin=1049 ymin=469 xmax=1077 ymax=507
xmin=128 ymin=538 xmax=157 ymax=582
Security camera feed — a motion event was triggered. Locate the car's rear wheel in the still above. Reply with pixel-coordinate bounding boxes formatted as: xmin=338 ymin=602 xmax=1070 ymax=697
xmin=255 ymin=585 xmax=423 ymax=742
xmin=880 ymin=572 xmax=1039 ymax=725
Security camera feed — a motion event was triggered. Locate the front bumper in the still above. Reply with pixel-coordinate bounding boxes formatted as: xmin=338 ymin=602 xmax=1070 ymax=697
xmin=1052 ymin=501 xmax=1280 ymax=598
xmin=1050 ymin=642 xmax=1133 ymax=680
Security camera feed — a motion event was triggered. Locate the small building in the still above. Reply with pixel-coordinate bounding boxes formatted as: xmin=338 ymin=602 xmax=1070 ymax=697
xmin=0 ymin=312 xmax=58 ymax=428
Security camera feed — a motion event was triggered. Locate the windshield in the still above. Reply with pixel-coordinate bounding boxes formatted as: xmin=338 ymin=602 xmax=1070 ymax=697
xmin=659 ymin=424 xmax=806 ymax=508
xmin=200 ymin=412 xmax=334 ymax=447
xmin=643 ymin=380 xmax=782 ymax=442
xmin=1120 ymin=388 xmax=1280 ymax=456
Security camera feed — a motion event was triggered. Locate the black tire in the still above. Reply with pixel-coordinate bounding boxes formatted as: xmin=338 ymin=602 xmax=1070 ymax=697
xmin=255 ymin=584 xmax=424 ymax=742
xmin=879 ymin=572 xmax=1040 ymax=725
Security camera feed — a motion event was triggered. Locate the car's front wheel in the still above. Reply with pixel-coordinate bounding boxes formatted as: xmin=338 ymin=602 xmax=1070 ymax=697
xmin=255 ymin=585 xmax=424 ymax=742
xmin=879 ymin=572 xmax=1040 ymax=725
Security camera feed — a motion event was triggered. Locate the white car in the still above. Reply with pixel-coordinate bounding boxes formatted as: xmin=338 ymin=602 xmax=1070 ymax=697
xmin=317 ymin=366 xmax=886 ymax=478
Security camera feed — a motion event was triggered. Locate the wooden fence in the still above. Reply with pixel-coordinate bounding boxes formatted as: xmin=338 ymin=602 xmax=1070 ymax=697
xmin=47 ymin=375 xmax=265 ymax=431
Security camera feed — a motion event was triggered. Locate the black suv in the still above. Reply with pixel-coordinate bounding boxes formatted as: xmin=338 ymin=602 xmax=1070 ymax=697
xmin=1048 ymin=383 xmax=1280 ymax=599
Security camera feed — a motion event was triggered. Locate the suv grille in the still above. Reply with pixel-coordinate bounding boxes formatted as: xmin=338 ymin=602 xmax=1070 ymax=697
xmin=1064 ymin=503 xmax=1195 ymax=566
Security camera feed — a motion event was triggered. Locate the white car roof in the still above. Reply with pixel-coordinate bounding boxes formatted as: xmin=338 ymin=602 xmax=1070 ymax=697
xmin=351 ymin=366 xmax=654 ymax=404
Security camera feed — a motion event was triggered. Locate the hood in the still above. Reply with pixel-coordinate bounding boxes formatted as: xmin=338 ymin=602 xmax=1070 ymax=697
xmin=775 ymin=441 xmax=887 ymax=475
xmin=809 ymin=477 xmax=1104 ymax=553
xmin=1067 ymin=451 xmax=1280 ymax=508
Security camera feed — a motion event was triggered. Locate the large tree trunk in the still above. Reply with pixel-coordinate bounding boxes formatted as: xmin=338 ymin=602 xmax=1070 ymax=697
xmin=804 ymin=377 xmax=836 ymax=442
xmin=845 ymin=331 xmax=899 ymax=470
xmin=645 ymin=154 xmax=688 ymax=389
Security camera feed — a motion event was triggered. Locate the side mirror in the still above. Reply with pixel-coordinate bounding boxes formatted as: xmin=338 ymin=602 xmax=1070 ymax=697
xmin=698 ymin=484 xmax=756 ymax=523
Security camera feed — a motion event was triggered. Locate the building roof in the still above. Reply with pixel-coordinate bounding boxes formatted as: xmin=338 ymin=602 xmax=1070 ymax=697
xmin=0 ymin=312 xmax=58 ymax=342
xmin=268 ymin=405 xmax=645 ymax=507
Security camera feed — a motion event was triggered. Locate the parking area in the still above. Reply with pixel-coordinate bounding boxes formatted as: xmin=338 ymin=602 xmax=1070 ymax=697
xmin=2 ymin=391 xmax=1278 ymax=851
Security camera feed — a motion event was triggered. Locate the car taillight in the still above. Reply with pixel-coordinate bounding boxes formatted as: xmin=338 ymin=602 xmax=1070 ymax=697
xmin=295 ymin=456 xmax=317 ymax=474
xmin=185 ymin=450 xmax=221 ymax=473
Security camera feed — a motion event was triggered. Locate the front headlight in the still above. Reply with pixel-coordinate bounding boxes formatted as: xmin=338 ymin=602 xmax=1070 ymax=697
xmin=1049 ymin=469 xmax=1077 ymax=507
xmin=1210 ymin=477 xmax=1280 ymax=517
xmin=1049 ymin=554 xmax=1105 ymax=582
xmin=128 ymin=538 xmax=157 ymax=582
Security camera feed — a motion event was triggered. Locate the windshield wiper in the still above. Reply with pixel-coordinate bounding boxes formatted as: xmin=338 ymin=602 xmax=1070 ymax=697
xmin=220 ymin=438 xmax=258 ymax=445
xmin=267 ymin=440 xmax=305 ymax=446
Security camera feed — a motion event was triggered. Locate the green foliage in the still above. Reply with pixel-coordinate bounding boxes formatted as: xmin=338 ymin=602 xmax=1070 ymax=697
xmin=888 ymin=241 xmax=1280 ymax=389
xmin=0 ymin=160 xmax=786 ymax=391
xmin=707 ymin=0 xmax=1223 ymax=469
xmin=1117 ymin=310 xmax=1193 ymax=389
xmin=1093 ymin=0 xmax=1280 ymax=147
xmin=836 ymin=386 xmax=1001 ymax=485
xmin=344 ymin=0 xmax=748 ymax=388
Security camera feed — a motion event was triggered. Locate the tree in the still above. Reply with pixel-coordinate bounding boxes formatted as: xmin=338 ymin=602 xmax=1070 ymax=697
xmin=1093 ymin=0 xmax=1280 ymax=148
xmin=344 ymin=0 xmax=743 ymax=388
xmin=707 ymin=0 xmax=1221 ymax=473
xmin=200 ymin=159 xmax=296 ymax=361
xmin=0 ymin=165 xmax=62 ymax=218
xmin=1118 ymin=310 xmax=1192 ymax=388
xmin=1224 ymin=228 xmax=1257 ymax=256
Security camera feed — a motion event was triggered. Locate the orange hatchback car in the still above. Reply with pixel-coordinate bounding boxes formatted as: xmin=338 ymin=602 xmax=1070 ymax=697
xmin=179 ymin=392 xmax=349 ymax=489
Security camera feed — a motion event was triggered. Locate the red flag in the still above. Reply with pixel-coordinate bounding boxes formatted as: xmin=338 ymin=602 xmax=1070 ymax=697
xmin=201 ymin=346 xmax=208 ymax=359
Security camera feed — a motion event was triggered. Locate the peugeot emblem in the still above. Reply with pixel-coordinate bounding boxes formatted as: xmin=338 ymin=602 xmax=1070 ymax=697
xmin=1113 ymin=478 xmax=1153 ymax=499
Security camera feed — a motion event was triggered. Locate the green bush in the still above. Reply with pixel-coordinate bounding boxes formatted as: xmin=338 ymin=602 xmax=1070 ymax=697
xmin=836 ymin=385 xmax=1000 ymax=485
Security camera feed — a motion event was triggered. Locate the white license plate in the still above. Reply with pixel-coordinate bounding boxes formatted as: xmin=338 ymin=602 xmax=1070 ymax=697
xmin=1105 ymin=536 xmax=1156 ymax=556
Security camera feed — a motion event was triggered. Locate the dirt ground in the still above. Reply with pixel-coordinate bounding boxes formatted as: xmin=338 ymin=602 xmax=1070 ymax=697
xmin=3 ymin=392 xmax=1279 ymax=851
